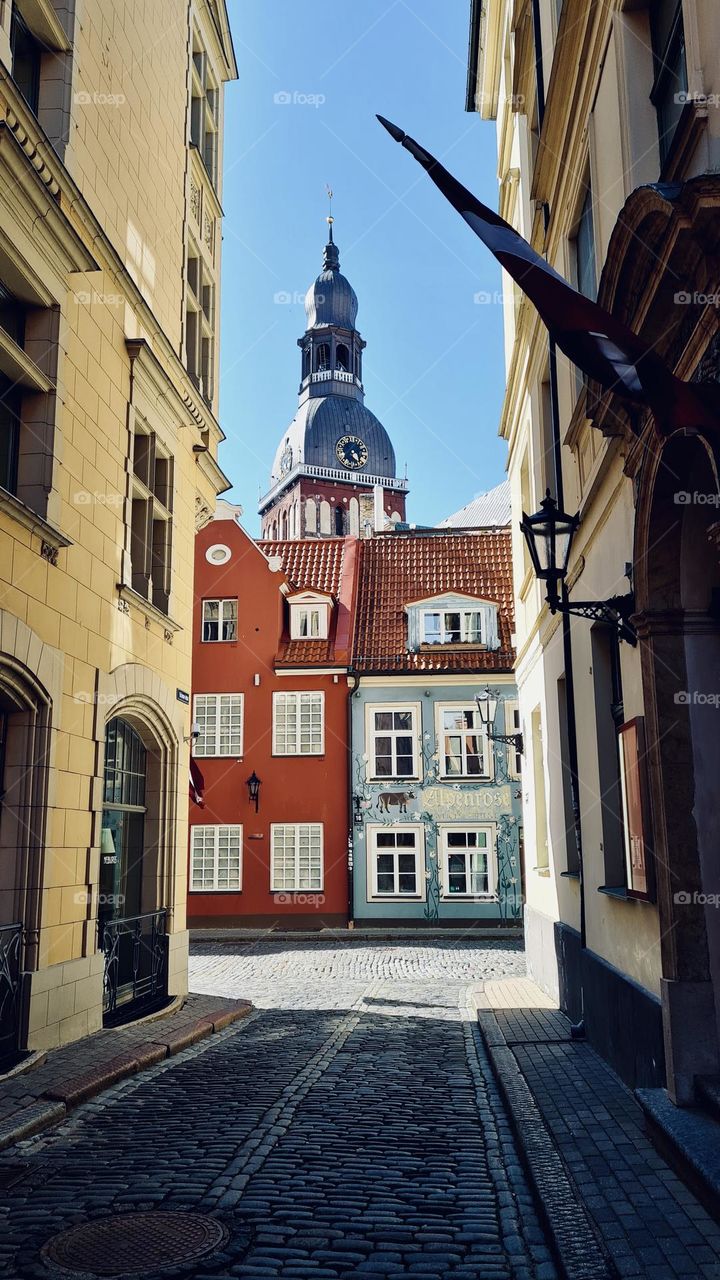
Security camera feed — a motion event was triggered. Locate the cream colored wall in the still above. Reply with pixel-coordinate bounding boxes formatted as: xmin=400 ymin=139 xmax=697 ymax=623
xmin=0 ymin=0 xmax=234 ymax=1048
xmin=479 ymin=0 xmax=673 ymax=998
xmin=65 ymin=0 xmax=189 ymax=349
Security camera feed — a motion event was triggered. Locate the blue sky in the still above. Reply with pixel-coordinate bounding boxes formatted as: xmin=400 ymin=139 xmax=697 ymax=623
xmin=219 ymin=0 xmax=507 ymax=532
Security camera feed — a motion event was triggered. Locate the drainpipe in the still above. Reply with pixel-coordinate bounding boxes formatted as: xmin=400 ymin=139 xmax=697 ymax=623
xmin=544 ymin=199 xmax=586 ymax=1037
xmin=346 ymin=673 xmax=358 ymax=929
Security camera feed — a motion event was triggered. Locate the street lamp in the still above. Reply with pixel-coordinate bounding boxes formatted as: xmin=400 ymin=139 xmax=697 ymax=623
xmin=246 ymin=771 xmax=261 ymax=812
xmin=475 ymin=686 xmax=523 ymax=756
xmin=520 ymin=490 xmax=637 ymax=644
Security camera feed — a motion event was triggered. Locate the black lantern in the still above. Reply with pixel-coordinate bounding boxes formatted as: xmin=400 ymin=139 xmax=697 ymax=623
xmin=520 ymin=490 xmax=578 ymax=607
xmin=246 ymin=771 xmax=261 ymax=812
xmin=475 ymin=685 xmax=498 ymax=733
xmin=520 ymin=490 xmax=637 ymax=644
xmin=353 ymin=794 xmax=364 ymax=828
xmin=475 ymin=686 xmax=523 ymax=756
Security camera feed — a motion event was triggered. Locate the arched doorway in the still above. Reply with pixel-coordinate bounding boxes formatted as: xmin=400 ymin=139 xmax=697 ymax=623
xmin=99 ymin=714 xmax=170 ymax=1023
xmin=0 ymin=659 xmax=52 ymax=1063
xmin=635 ymin=429 xmax=720 ymax=1102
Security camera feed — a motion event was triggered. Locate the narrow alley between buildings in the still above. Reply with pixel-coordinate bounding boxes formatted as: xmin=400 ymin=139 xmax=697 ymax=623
xmin=2 ymin=941 xmax=720 ymax=1279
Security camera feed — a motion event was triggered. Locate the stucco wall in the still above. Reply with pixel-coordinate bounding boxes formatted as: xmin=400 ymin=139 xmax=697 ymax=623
xmin=351 ymin=675 xmax=522 ymax=923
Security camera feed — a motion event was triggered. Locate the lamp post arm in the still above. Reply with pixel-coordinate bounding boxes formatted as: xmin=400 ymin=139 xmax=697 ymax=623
xmin=488 ymin=731 xmax=524 ymax=755
xmin=547 ymin=591 xmax=637 ymax=645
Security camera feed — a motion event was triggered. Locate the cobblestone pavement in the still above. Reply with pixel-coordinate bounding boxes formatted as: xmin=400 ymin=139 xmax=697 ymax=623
xmin=0 ymin=939 xmax=559 ymax=1280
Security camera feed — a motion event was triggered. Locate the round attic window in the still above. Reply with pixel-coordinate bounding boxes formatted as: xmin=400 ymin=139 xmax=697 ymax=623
xmin=206 ymin=544 xmax=231 ymax=565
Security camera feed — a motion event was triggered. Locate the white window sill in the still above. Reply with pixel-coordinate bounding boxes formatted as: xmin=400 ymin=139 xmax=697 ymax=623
xmin=441 ymin=894 xmax=497 ymax=902
xmin=368 ymin=895 xmax=424 ymax=902
xmin=189 ymin=887 xmax=242 ymax=894
xmin=369 ymin=777 xmax=420 ymax=784
xmin=438 ymin=775 xmax=492 ymax=784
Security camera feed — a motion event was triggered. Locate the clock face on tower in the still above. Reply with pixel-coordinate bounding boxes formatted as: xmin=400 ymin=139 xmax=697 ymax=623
xmin=336 ymin=434 xmax=368 ymax=469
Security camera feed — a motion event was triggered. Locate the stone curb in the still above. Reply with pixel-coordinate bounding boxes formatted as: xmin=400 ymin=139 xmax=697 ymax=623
xmin=192 ymin=928 xmax=523 ymax=942
xmin=0 ymin=999 xmax=254 ymax=1152
xmin=0 ymin=1100 xmax=67 ymax=1152
xmin=477 ymin=1009 xmax=617 ymax=1280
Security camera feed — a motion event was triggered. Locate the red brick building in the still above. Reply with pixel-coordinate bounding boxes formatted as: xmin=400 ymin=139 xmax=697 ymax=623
xmin=188 ymin=504 xmax=358 ymax=928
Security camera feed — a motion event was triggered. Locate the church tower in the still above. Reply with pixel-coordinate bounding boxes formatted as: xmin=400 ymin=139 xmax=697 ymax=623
xmin=259 ymin=218 xmax=408 ymax=540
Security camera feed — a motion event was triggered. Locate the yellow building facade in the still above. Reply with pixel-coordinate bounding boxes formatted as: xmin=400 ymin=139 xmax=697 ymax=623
xmin=471 ymin=0 xmax=720 ymax=1102
xmin=0 ymin=0 xmax=235 ymax=1054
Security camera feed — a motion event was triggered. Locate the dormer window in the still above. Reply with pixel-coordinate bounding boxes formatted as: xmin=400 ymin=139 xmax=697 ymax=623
xmin=287 ymin=590 xmax=332 ymax=640
xmin=405 ymin=594 xmax=500 ymax=653
xmin=423 ymin=609 xmax=483 ymax=646
xmin=297 ymin=607 xmax=322 ymax=638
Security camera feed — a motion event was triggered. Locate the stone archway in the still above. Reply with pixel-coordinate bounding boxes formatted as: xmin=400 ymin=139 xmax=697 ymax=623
xmin=589 ymin=175 xmax=720 ymax=1103
xmin=96 ymin=666 xmax=184 ymax=931
xmin=95 ymin=664 xmax=187 ymax=1019
xmin=634 ymin=429 xmax=720 ymax=1102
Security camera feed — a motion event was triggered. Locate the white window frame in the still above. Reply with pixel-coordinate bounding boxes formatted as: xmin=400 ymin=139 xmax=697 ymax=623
xmin=270 ymin=823 xmax=324 ymax=891
xmin=439 ymin=824 xmax=496 ymax=899
xmin=296 ymin=607 xmax=321 ymax=638
xmin=289 ymin=596 xmax=330 ymax=640
xmin=367 ymin=823 xmax=425 ymax=900
xmin=366 ymin=702 xmax=421 ymax=781
xmin=190 ymin=824 xmax=242 ymax=892
xmin=202 ymin=597 xmax=237 ymax=642
xmin=192 ymin=693 xmax=243 ymax=758
xmin=505 ymin=700 xmax=522 ymax=779
xmin=435 ymin=702 xmax=492 ymax=781
xmin=421 ymin=607 xmax=484 ymax=646
xmin=272 ymin=691 xmax=325 ymax=756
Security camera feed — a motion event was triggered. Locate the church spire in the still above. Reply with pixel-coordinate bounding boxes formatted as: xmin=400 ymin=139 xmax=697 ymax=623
xmin=323 ymin=185 xmax=339 ymax=270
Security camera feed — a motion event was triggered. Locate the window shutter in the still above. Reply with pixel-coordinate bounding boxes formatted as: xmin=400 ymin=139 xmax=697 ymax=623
xmin=618 ymin=719 xmax=651 ymax=899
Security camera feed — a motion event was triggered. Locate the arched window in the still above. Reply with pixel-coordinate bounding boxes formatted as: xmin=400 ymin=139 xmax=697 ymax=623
xmin=335 ymin=506 xmax=347 ymax=536
xmin=281 ymin=510 xmax=288 ymax=539
xmin=315 ymin=343 xmax=330 ymax=372
xmin=302 ymin=345 xmax=311 ymax=378
xmin=336 ymin=343 xmax=350 ymax=372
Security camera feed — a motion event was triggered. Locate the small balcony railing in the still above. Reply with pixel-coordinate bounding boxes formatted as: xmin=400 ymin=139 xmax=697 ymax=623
xmin=0 ymin=923 xmax=22 ymax=1069
xmin=99 ymin=910 xmax=169 ymax=1026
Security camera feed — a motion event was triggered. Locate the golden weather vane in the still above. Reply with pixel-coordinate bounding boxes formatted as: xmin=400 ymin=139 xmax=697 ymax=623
xmin=326 ymin=184 xmax=334 ymax=227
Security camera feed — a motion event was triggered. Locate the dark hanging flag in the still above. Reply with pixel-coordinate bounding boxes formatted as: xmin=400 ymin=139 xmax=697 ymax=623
xmin=189 ymin=756 xmax=205 ymax=808
xmin=377 ymin=115 xmax=720 ymax=435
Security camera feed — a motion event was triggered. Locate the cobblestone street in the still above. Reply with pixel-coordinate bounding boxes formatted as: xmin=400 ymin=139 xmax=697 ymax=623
xmin=0 ymin=938 xmax=559 ymax=1280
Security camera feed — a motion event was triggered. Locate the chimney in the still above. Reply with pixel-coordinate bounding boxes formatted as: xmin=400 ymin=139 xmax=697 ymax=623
xmin=373 ymin=484 xmax=385 ymax=533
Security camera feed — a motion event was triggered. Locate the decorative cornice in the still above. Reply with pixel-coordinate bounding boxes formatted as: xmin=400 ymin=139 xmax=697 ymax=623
xmin=632 ymin=608 xmax=718 ymax=640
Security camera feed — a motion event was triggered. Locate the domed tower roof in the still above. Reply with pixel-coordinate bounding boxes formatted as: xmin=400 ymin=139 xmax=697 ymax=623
xmin=260 ymin=215 xmax=408 ymax=535
xmin=304 ymin=225 xmax=358 ymax=329
xmin=271 ymin=397 xmax=397 ymax=485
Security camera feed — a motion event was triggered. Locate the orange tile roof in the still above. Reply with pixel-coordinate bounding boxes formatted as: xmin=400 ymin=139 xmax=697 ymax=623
xmin=353 ymin=530 xmax=515 ymax=673
xmin=258 ymin=539 xmax=345 ymax=596
xmin=258 ymin=538 xmax=350 ymax=668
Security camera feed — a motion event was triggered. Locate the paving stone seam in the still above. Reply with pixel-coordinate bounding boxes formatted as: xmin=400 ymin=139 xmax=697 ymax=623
xmin=477 ymin=1009 xmax=617 ymax=1280
xmin=462 ymin=998 xmax=558 ymax=1280
xmin=204 ymin=982 xmax=382 ymax=1210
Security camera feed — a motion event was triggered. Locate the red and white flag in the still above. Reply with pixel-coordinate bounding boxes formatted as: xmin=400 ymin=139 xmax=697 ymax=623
xmin=189 ymin=756 xmax=205 ymax=808
xmin=377 ymin=116 xmax=720 ymax=435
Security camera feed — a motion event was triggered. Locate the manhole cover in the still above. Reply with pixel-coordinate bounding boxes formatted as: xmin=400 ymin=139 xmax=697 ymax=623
xmin=41 ymin=1212 xmax=228 ymax=1276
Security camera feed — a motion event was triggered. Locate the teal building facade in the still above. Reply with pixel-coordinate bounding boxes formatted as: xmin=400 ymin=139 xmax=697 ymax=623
xmin=350 ymin=532 xmax=521 ymax=926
